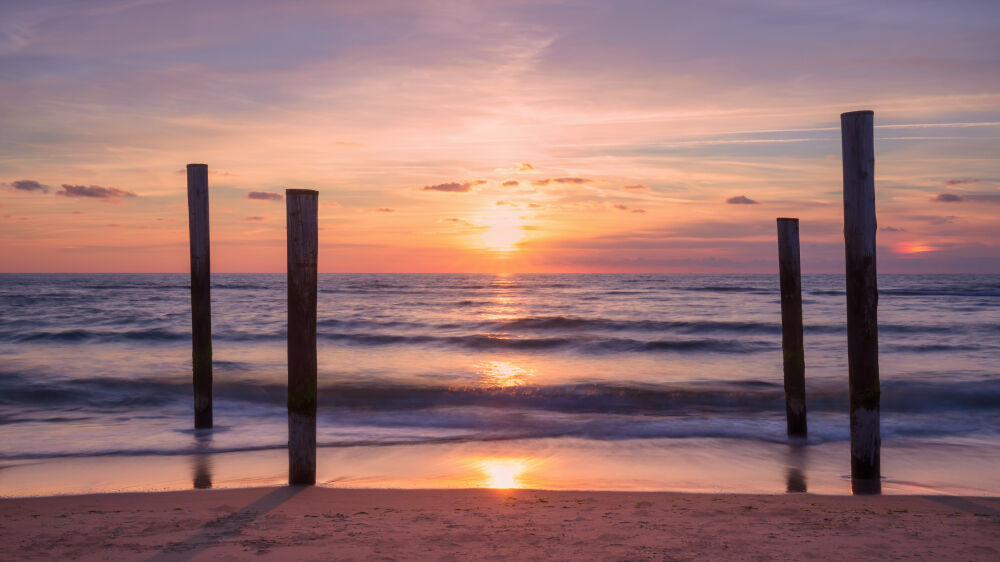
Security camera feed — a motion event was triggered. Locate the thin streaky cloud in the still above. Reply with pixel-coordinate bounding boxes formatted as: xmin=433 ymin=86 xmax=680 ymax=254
xmin=9 ymin=180 xmax=49 ymax=193
xmin=422 ymin=180 xmax=487 ymax=192
xmin=57 ymin=184 xmax=136 ymax=199
xmin=933 ymin=193 xmax=965 ymax=202
xmin=247 ymin=191 xmax=283 ymax=201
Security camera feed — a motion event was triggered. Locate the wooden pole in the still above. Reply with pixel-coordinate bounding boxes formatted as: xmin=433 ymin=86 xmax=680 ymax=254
xmin=777 ymin=218 xmax=807 ymax=438
xmin=186 ymin=163 xmax=212 ymax=429
xmin=286 ymin=189 xmax=319 ymax=485
xmin=841 ymin=110 xmax=880 ymax=494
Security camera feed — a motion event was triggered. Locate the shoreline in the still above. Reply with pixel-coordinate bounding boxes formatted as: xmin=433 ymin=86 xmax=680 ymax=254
xmin=4 ymin=435 xmax=1000 ymax=499
xmin=3 ymin=487 xmax=998 ymax=560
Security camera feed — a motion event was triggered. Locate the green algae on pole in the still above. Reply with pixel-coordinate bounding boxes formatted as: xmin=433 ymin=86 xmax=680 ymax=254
xmin=286 ymin=189 xmax=319 ymax=485
xmin=777 ymin=218 xmax=806 ymax=438
xmin=186 ymin=163 xmax=212 ymax=429
xmin=841 ymin=110 xmax=881 ymax=494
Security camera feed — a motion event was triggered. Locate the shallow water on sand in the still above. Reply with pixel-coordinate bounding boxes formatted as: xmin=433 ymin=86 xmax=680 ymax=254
xmin=1 ymin=273 xmax=998 ymax=496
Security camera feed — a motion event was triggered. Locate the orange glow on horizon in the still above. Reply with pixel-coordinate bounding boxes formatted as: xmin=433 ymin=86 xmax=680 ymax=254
xmin=477 ymin=458 xmax=529 ymax=489
xmin=895 ymin=242 xmax=936 ymax=254
xmin=478 ymin=209 xmax=527 ymax=252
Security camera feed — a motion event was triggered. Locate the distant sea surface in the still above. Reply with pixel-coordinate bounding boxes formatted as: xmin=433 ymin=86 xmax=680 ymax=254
xmin=1 ymin=273 xmax=999 ymax=495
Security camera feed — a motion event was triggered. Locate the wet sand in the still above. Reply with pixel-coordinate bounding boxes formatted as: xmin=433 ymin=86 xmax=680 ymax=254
xmin=2 ymin=487 xmax=998 ymax=560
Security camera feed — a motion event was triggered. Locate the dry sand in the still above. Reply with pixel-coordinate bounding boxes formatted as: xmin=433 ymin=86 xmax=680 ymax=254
xmin=2 ymin=487 xmax=998 ymax=560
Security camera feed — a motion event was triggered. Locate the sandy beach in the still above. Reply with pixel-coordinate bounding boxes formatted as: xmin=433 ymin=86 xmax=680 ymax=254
xmin=2 ymin=487 xmax=998 ymax=560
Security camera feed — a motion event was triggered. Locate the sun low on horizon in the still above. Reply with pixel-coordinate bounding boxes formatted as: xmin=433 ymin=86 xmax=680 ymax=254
xmin=2 ymin=1 xmax=999 ymax=274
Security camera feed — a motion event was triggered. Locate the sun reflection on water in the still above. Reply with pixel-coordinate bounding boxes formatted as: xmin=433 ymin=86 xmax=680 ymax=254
xmin=477 ymin=360 xmax=535 ymax=388
xmin=480 ymin=276 xmax=521 ymax=321
xmin=478 ymin=458 xmax=528 ymax=489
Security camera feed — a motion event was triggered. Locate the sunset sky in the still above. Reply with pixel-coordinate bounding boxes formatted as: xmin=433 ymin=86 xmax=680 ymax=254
xmin=2 ymin=0 xmax=998 ymax=273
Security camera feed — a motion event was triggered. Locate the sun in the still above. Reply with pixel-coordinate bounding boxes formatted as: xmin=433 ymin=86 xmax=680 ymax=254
xmin=479 ymin=210 xmax=525 ymax=252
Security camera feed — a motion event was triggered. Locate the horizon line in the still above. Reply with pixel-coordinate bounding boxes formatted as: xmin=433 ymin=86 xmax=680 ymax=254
xmin=1 ymin=271 xmax=995 ymax=276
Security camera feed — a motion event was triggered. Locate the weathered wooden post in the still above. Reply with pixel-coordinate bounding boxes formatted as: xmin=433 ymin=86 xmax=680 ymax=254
xmin=286 ymin=189 xmax=319 ymax=485
xmin=841 ymin=110 xmax=880 ymax=494
xmin=777 ymin=218 xmax=807 ymax=438
xmin=187 ymin=163 xmax=212 ymax=429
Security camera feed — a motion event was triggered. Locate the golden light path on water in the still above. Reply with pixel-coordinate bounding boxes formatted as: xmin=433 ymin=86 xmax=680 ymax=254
xmin=476 ymin=360 xmax=535 ymax=387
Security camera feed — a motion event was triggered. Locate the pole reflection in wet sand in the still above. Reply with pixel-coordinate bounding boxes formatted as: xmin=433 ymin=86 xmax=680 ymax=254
xmin=191 ymin=430 xmax=213 ymax=490
xmin=785 ymin=444 xmax=808 ymax=493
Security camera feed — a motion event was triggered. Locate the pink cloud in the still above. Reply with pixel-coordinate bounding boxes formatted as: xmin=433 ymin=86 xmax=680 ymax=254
xmin=422 ymin=180 xmax=487 ymax=192
xmin=247 ymin=191 xmax=283 ymax=201
xmin=57 ymin=184 xmax=136 ymax=199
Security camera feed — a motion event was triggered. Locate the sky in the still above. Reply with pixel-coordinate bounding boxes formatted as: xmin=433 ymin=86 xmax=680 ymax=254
xmin=1 ymin=0 xmax=999 ymax=273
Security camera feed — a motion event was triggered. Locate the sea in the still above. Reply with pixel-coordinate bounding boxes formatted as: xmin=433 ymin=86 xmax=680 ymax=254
xmin=1 ymin=273 xmax=998 ymax=496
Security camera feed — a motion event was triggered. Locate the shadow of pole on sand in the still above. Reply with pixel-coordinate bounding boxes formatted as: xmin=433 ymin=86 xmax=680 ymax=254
xmin=145 ymin=486 xmax=306 ymax=562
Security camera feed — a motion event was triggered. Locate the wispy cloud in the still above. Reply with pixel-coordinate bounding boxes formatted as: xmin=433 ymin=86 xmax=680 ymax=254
xmin=57 ymin=184 xmax=136 ymax=199
xmin=532 ymin=177 xmax=592 ymax=186
xmin=441 ymin=217 xmax=485 ymax=229
xmin=247 ymin=191 xmax=283 ymax=201
xmin=933 ymin=193 xmax=964 ymax=202
xmin=620 ymin=184 xmax=648 ymax=191
xmin=911 ymin=215 xmax=959 ymax=225
xmin=519 ymin=163 xmax=535 ymax=171
xmin=609 ymin=202 xmax=647 ymax=214
xmin=243 ymin=216 xmax=266 ymax=221
xmin=944 ymin=179 xmax=980 ymax=186
xmin=422 ymin=180 xmax=487 ymax=192
xmin=9 ymin=179 xmax=49 ymax=193
xmin=726 ymin=195 xmax=758 ymax=205
xmin=375 ymin=207 xmax=395 ymax=213
xmin=502 ymin=180 xmax=519 ymax=187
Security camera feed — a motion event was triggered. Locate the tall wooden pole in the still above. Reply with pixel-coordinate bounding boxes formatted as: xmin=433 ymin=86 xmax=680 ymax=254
xmin=841 ymin=110 xmax=880 ymax=494
xmin=777 ymin=218 xmax=806 ymax=438
xmin=286 ymin=189 xmax=319 ymax=485
xmin=187 ymin=163 xmax=212 ymax=429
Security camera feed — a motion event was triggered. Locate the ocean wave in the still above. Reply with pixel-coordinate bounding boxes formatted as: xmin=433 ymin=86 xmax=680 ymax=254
xmin=4 ymin=371 xmax=999 ymax=417
xmin=884 ymin=343 xmax=983 ymax=353
xmin=679 ymin=285 xmax=771 ymax=293
xmin=881 ymin=289 xmax=1000 ymax=298
xmin=317 ymin=332 xmax=774 ymax=353
xmin=7 ymin=328 xmax=189 ymax=343
xmin=3 ymin=317 xmax=989 ymax=347
xmin=489 ymin=316 xmax=781 ymax=334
